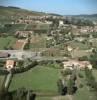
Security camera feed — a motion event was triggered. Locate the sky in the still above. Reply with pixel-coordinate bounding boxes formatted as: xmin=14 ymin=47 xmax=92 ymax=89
xmin=0 ymin=0 xmax=97 ymax=15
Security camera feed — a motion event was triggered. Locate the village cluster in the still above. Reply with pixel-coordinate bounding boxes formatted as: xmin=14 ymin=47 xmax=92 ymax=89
xmin=0 ymin=6 xmax=97 ymax=100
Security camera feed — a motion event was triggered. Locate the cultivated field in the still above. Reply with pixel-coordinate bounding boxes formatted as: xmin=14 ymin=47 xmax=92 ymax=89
xmin=0 ymin=36 xmax=17 ymax=49
xmin=69 ymin=41 xmax=90 ymax=50
xmin=30 ymin=35 xmax=47 ymax=49
xmin=0 ymin=75 xmax=5 ymax=90
xmin=73 ymin=70 xmax=97 ymax=100
xmin=9 ymin=66 xmax=60 ymax=93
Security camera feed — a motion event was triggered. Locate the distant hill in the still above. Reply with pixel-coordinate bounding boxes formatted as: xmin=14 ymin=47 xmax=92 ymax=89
xmin=0 ymin=6 xmax=64 ymax=18
xmin=74 ymin=14 xmax=97 ymax=17
xmin=0 ymin=6 xmax=46 ymax=17
xmin=48 ymin=13 xmax=62 ymax=17
xmin=71 ymin=14 xmax=97 ymax=21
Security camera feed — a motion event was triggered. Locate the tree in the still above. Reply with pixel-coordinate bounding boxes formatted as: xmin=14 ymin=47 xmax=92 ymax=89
xmin=61 ymin=69 xmax=72 ymax=77
xmin=24 ymin=33 xmax=31 ymax=50
xmin=67 ymin=77 xmax=76 ymax=95
xmin=78 ymin=56 xmax=88 ymax=61
xmin=57 ymin=79 xmax=66 ymax=95
xmin=13 ymin=88 xmax=27 ymax=100
xmin=0 ymin=88 xmax=9 ymax=100
xmin=89 ymin=53 xmax=97 ymax=69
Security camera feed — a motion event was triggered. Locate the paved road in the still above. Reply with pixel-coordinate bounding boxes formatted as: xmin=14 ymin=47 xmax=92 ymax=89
xmin=0 ymin=50 xmax=68 ymax=61
xmin=0 ymin=50 xmax=37 ymax=60
xmin=24 ymin=24 xmax=28 ymax=30
xmin=4 ymin=71 xmax=13 ymax=89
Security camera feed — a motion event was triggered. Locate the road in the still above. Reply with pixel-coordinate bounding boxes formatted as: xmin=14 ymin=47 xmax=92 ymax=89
xmin=24 ymin=24 xmax=28 ymax=30
xmin=0 ymin=50 xmax=37 ymax=60
xmin=4 ymin=71 xmax=13 ymax=90
xmin=0 ymin=50 xmax=68 ymax=61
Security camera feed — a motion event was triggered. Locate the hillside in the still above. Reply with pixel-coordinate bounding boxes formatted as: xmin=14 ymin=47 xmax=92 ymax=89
xmin=72 ymin=14 xmax=97 ymax=21
xmin=0 ymin=6 xmax=46 ymax=17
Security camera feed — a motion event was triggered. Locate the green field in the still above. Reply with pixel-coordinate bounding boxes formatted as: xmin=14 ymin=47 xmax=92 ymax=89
xmin=92 ymin=69 xmax=97 ymax=81
xmin=9 ymin=66 xmax=60 ymax=93
xmin=73 ymin=70 xmax=97 ymax=100
xmin=0 ymin=36 xmax=17 ymax=49
xmin=30 ymin=35 xmax=47 ymax=50
xmin=0 ymin=24 xmax=26 ymax=34
xmin=69 ymin=41 xmax=90 ymax=50
xmin=26 ymin=23 xmax=50 ymax=31
xmin=91 ymin=38 xmax=97 ymax=48
xmin=0 ymin=75 xmax=5 ymax=90
xmin=74 ymin=86 xmax=96 ymax=100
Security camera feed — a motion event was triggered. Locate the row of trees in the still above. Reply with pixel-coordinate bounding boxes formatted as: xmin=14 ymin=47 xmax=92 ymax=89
xmin=24 ymin=34 xmax=31 ymax=50
xmin=64 ymin=17 xmax=94 ymax=26
xmin=85 ymin=68 xmax=97 ymax=90
xmin=0 ymin=87 xmax=36 ymax=100
xmin=85 ymin=68 xmax=97 ymax=100
xmin=57 ymin=69 xmax=77 ymax=95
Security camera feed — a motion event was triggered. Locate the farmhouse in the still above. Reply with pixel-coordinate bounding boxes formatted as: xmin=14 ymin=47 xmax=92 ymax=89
xmin=59 ymin=20 xmax=64 ymax=27
xmin=15 ymin=31 xmax=33 ymax=38
xmin=16 ymin=19 xmax=34 ymax=24
xmin=67 ymin=45 xmax=73 ymax=52
xmin=63 ymin=60 xmax=92 ymax=70
xmin=5 ymin=60 xmax=16 ymax=71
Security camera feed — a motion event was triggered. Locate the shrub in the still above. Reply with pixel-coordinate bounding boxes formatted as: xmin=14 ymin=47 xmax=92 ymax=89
xmin=79 ymin=84 xmax=83 ymax=88
xmin=78 ymin=73 xmax=84 ymax=78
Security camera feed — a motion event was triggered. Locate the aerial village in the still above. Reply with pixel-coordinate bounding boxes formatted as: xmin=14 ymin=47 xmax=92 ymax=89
xmin=0 ymin=6 xmax=97 ymax=100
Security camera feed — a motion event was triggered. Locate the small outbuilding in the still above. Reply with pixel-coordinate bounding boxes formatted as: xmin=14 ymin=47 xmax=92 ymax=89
xmin=5 ymin=60 xmax=16 ymax=71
